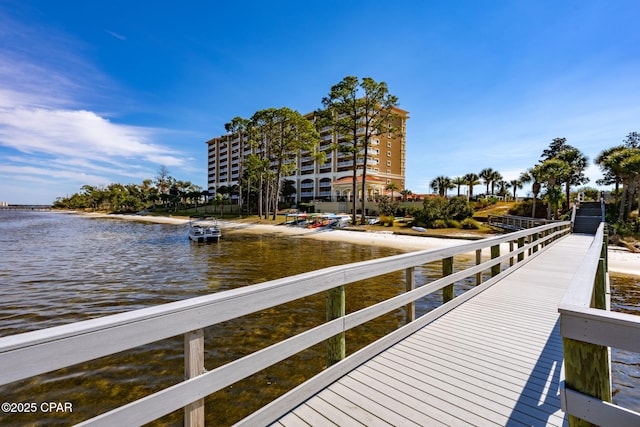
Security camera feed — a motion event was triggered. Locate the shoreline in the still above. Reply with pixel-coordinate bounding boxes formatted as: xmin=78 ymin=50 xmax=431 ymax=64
xmin=78 ymin=212 xmax=640 ymax=276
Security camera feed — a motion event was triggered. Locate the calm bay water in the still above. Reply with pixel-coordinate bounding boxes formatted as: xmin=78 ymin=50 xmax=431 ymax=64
xmin=0 ymin=210 xmax=638 ymax=425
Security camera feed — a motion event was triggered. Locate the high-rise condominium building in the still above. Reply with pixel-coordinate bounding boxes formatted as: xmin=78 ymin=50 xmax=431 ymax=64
xmin=206 ymin=107 xmax=409 ymax=204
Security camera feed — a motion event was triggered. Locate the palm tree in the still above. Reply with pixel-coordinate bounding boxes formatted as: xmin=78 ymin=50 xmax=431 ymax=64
xmin=452 ymin=176 xmax=465 ymax=197
xmin=595 ymin=145 xmax=625 ymax=195
xmin=479 ymin=168 xmax=495 ymax=195
xmin=602 ymin=146 xmax=640 ymax=220
xmin=385 ymin=182 xmax=400 ymax=199
xmin=462 ymin=173 xmax=480 ymax=200
xmin=400 ymin=189 xmax=413 ymax=201
xmin=496 ymin=180 xmax=510 ymax=198
xmin=620 ymin=152 xmax=640 ymax=220
xmin=525 ymin=168 xmax=542 ymax=218
xmin=430 ymin=176 xmax=454 ymax=198
xmin=509 ymin=179 xmax=523 ymax=200
xmin=556 ymin=147 xmax=589 ymax=212
xmin=537 ymin=159 xmax=571 ymax=219
xmin=490 ymin=171 xmax=503 ymax=196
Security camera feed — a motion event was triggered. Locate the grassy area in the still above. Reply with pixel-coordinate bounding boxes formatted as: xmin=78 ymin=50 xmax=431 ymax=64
xmin=472 ymin=201 xmax=516 ymax=219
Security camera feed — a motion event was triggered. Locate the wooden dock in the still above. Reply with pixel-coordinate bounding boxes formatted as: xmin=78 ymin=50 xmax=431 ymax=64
xmin=254 ymin=235 xmax=594 ymax=426
xmin=2 ymin=220 xmax=639 ymax=426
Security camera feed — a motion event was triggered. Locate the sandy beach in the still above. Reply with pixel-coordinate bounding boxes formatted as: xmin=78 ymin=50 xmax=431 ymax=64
xmin=80 ymin=212 xmax=640 ymax=276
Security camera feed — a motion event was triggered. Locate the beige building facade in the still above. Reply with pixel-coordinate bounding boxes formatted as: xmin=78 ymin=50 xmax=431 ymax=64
xmin=206 ymin=107 xmax=409 ymax=204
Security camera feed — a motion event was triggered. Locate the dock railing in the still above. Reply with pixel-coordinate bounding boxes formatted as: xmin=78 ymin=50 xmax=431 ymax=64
xmin=487 ymin=214 xmax=559 ymax=231
xmin=559 ymin=222 xmax=640 ymax=426
xmin=0 ymin=222 xmax=572 ymax=426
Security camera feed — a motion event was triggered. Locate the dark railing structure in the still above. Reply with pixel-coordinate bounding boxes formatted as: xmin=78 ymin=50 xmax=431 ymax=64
xmin=487 ymin=214 xmax=558 ymax=231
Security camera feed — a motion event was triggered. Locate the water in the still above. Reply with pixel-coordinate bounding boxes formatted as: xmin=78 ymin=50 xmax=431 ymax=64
xmin=0 ymin=211 xmax=450 ymax=426
xmin=611 ymin=273 xmax=640 ymax=410
xmin=0 ymin=211 xmax=637 ymax=425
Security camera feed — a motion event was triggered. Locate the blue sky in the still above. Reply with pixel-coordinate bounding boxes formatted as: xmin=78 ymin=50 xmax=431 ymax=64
xmin=1 ymin=1 xmax=639 ymax=204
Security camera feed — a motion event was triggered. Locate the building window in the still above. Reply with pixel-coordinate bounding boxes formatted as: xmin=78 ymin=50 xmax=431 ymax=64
xmin=387 ymin=142 xmax=392 ymax=148
xmin=387 ymin=160 xmax=391 ymax=166
xmin=387 ymin=151 xmax=391 ymax=157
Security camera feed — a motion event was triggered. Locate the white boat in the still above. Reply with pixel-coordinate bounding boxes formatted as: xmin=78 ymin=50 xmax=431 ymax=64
xmin=188 ymin=216 xmax=221 ymax=243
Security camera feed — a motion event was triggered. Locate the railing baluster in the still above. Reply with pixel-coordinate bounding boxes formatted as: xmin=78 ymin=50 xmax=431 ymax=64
xmin=442 ymin=257 xmax=454 ymax=303
xmin=475 ymin=249 xmax=482 ymax=285
xmin=517 ymin=237 xmax=525 ymax=262
xmin=491 ymin=245 xmax=500 ymax=276
xmin=326 ymin=286 xmax=345 ymax=366
xmin=405 ymin=267 xmax=415 ymax=322
xmin=184 ymin=329 xmax=205 ymax=427
xmin=509 ymin=241 xmax=514 ymax=266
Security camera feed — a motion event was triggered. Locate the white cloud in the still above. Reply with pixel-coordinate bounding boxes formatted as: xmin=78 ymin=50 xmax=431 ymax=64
xmin=0 ymin=164 xmax=108 ymax=185
xmin=0 ymin=11 xmax=192 ymax=204
xmin=0 ymin=106 xmax=185 ymax=167
xmin=106 ymin=30 xmax=127 ymax=41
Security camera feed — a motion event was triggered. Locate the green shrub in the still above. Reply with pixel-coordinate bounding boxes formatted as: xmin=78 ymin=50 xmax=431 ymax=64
xmin=432 ymin=219 xmax=448 ymax=229
xmin=476 ymin=198 xmax=489 ymax=209
xmin=445 ymin=219 xmax=461 ymax=228
xmin=412 ymin=196 xmax=474 ymax=227
xmin=461 ymin=218 xmax=481 ymax=229
xmin=614 ymin=220 xmax=640 ymax=235
xmin=376 ymin=195 xmax=399 ymax=216
xmin=509 ymin=200 xmax=548 ymax=218
xmin=447 ymin=196 xmax=474 ymax=220
xmin=379 ymin=215 xmax=395 ymax=227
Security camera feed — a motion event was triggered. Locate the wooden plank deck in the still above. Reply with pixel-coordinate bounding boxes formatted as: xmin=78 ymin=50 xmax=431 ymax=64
xmin=269 ymin=234 xmax=595 ymax=426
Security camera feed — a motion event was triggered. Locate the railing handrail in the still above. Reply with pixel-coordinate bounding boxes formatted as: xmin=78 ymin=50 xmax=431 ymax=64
xmin=559 ymin=222 xmax=640 ymax=425
xmin=0 ymin=221 xmax=572 ymax=425
xmin=559 ymin=222 xmax=605 ymax=308
xmin=488 ymin=213 xmax=539 ymax=220
xmin=0 ymin=220 xmax=570 ymax=383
